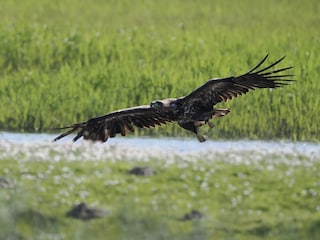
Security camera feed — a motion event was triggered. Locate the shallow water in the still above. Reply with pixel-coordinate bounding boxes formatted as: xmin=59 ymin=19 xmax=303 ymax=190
xmin=0 ymin=132 xmax=319 ymax=164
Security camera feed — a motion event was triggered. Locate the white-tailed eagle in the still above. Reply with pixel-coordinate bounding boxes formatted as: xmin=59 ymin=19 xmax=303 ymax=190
xmin=54 ymin=55 xmax=293 ymax=142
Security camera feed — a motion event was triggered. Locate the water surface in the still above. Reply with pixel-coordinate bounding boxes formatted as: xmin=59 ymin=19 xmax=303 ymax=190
xmin=0 ymin=132 xmax=319 ymax=164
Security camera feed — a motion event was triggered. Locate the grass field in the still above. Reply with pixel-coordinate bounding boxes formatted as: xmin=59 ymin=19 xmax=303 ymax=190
xmin=0 ymin=0 xmax=319 ymax=141
xmin=1 ymin=140 xmax=320 ymax=240
xmin=1 ymin=1 xmax=320 ymax=239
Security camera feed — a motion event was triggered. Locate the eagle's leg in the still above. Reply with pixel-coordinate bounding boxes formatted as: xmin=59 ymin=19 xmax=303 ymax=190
xmin=207 ymin=121 xmax=215 ymax=128
xmin=191 ymin=114 xmax=215 ymax=129
xmin=203 ymin=109 xmax=230 ymax=128
xmin=194 ymin=121 xmax=205 ymax=127
xmin=178 ymin=121 xmax=207 ymax=142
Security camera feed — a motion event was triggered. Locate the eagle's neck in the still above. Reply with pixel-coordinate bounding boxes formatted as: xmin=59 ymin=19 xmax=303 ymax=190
xmin=169 ymin=99 xmax=183 ymax=117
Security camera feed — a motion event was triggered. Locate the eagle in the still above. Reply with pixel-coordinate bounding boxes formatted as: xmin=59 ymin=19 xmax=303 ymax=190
xmin=54 ymin=55 xmax=293 ymax=143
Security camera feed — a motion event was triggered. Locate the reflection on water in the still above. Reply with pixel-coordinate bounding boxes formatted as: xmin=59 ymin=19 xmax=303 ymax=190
xmin=0 ymin=132 xmax=319 ymax=164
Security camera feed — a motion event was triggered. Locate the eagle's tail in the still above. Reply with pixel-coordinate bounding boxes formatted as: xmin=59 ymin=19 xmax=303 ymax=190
xmin=213 ymin=108 xmax=230 ymax=118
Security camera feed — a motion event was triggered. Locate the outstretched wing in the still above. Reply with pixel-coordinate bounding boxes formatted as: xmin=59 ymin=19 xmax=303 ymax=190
xmin=53 ymin=105 xmax=175 ymax=142
xmin=180 ymin=55 xmax=294 ymax=107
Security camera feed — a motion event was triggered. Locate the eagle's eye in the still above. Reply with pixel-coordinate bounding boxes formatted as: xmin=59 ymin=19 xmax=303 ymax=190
xmin=150 ymin=101 xmax=163 ymax=109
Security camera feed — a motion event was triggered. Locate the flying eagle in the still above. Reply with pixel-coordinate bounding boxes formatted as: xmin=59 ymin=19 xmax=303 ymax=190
xmin=54 ymin=55 xmax=293 ymax=143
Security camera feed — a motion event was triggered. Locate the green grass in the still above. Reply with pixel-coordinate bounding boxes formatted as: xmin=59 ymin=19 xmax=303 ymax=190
xmin=0 ymin=0 xmax=319 ymax=141
xmin=1 ymin=154 xmax=320 ymax=240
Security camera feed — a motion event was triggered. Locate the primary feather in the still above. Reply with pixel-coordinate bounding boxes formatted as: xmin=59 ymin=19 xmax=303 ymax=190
xmin=180 ymin=55 xmax=293 ymax=107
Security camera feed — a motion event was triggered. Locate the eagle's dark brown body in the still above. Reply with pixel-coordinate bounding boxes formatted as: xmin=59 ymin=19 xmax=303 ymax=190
xmin=54 ymin=55 xmax=293 ymax=143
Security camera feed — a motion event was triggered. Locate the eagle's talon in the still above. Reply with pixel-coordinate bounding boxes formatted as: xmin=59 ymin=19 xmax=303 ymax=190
xmin=197 ymin=134 xmax=207 ymax=142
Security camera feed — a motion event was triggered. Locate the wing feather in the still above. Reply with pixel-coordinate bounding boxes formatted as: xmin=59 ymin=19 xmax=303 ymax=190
xmin=53 ymin=105 xmax=175 ymax=142
xmin=118 ymin=121 xmax=126 ymax=136
xmin=180 ymin=55 xmax=293 ymax=107
xmin=124 ymin=122 xmax=135 ymax=132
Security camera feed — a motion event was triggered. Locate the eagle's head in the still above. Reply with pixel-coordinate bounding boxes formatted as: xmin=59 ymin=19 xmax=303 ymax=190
xmin=150 ymin=98 xmax=177 ymax=112
xmin=150 ymin=100 xmax=164 ymax=110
